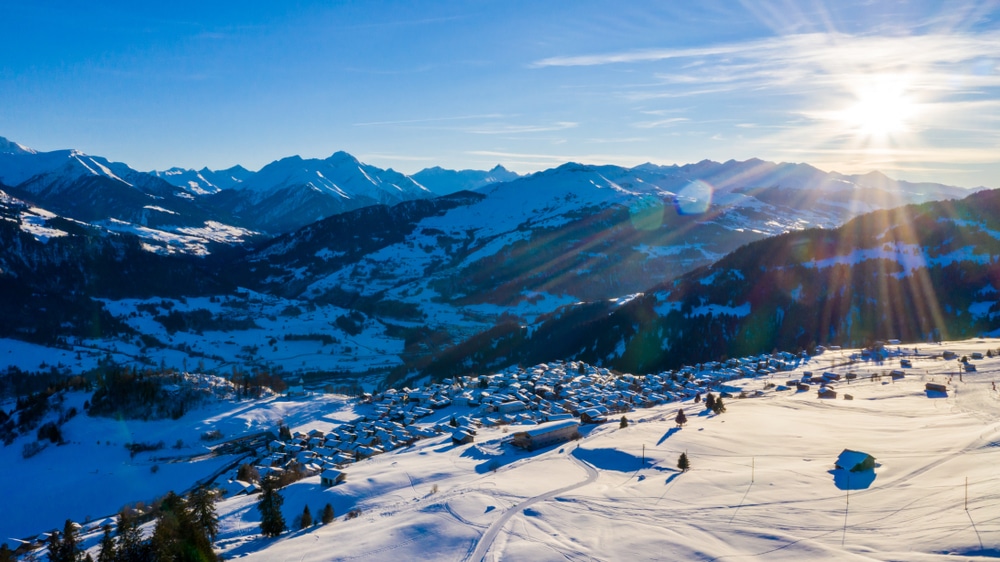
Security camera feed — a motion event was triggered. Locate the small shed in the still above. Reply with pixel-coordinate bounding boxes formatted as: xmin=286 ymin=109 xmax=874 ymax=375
xmin=818 ymin=387 xmax=837 ymax=399
xmin=321 ymin=469 xmax=346 ymax=487
xmin=451 ymin=430 xmax=474 ymax=445
xmin=835 ymin=449 xmax=875 ymax=472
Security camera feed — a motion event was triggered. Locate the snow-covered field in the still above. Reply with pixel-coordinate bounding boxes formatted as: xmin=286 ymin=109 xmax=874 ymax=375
xmin=205 ymin=340 xmax=1000 ymax=561
xmin=5 ymin=339 xmax=1000 ymax=560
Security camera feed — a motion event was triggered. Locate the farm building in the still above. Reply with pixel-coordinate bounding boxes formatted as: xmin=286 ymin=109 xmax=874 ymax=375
xmin=511 ymin=419 xmax=580 ymax=451
xmin=926 ymin=382 xmax=948 ymax=393
xmin=321 ymin=469 xmax=346 ymax=487
xmin=835 ymin=449 xmax=875 ymax=472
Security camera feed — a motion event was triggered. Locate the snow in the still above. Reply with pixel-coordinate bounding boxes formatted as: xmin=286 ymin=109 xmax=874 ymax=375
xmin=803 ymin=242 xmax=991 ymax=276
xmin=5 ymin=338 xmax=1000 ymax=560
xmin=0 ymin=387 xmax=362 ymax=543
xmin=688 ymin=301 xmax=751 ymax=318
xmin=199 ymin=338 xmax=1000 ymax=561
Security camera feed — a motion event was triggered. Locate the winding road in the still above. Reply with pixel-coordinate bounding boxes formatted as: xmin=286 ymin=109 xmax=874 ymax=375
xmin=466 ymin=452 xmax=599 ymax=562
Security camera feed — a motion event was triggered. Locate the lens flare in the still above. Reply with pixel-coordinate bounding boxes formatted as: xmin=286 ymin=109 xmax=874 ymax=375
xmin=674 ymin=180 xmax=714 ymax=215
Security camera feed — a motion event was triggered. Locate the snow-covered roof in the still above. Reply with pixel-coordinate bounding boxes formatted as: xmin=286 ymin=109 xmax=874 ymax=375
xmin=514 ymin=419 xmax=579 ymax=438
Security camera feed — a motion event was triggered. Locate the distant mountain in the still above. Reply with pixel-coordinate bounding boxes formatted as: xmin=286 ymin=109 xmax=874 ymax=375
xmin=413 ymin=188 xmax=1000 ymax=380
xmin=203 ymin=152 xmax=434 ymax=233
xmin=0 ymin=137 xmax=258 ymax=254
xmin=151 ymin=165 xmax=253 ymax=195
xmin=1 ymin=132 xmax=989 ymax=382
xmin=412 ymin=164 xmax=520 ymax=195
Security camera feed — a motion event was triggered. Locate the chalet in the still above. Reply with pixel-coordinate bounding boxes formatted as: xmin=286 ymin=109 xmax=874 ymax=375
xmin=321 ymin=469 xmax=346 ymax=487
xmin=942 ymin=350 xmax=958 ymax=360
xmin=818 ymin=387 xmax=837 ymax=399
xmin=890 ymin=370 xmax=905 ymax=380
xmin=510 ymin=419 xmax=580 ymax=451
xmin=835 ymin=449 xmax=875 ymax=472
xmin=964 ymin=362 xmax=977 ymax=372
xmin=900 ymin=359 xmax=912 ymax=368
xmin=972 ymin=352 xmax=984 ymax=360
xmin=496 ymin=400 xmax=527 ymax=414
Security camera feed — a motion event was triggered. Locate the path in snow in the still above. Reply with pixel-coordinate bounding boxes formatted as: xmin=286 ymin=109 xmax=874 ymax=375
xmin=466 ymin=450 xmax=599 ymax=562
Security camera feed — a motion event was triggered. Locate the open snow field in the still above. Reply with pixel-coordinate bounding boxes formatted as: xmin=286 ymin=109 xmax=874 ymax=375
xmin=206 ymin=340 xmax=1000 ymax=561
xmin=0 ymin=388 xmax=365 ymax=544
xmin=5 ymin=339 xmax=999 ymax=560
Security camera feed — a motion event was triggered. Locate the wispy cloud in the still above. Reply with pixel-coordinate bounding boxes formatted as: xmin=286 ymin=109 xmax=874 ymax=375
xmin=353 ymin=114 xmax=506 ymax=127
xmin=542 ymin=30 xmax=999 ymax=179
xmin=633 ymin=117 xmax=689 ymax=129
xmin=465 ymin=122 xmax=579 ymax=135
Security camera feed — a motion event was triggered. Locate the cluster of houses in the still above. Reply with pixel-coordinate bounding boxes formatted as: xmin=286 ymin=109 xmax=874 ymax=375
xmin=250 ymin=353 xmax=810 ymax=487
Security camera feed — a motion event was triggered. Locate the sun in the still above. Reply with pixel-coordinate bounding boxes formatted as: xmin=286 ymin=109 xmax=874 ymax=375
xmin=838 ymin=75 xmax=917 ymax=139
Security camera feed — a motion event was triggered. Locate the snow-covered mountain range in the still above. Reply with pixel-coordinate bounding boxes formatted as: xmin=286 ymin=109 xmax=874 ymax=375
xmin=0 ymin=133 xmax=993 ymax=388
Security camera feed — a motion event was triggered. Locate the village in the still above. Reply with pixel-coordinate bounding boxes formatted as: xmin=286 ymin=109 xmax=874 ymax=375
xmin=246 ymin=342 xmax=970 ymax=493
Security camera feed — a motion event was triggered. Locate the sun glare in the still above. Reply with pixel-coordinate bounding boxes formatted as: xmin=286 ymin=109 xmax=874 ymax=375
xmin=839 ymin=75 xmax=917 ymax=139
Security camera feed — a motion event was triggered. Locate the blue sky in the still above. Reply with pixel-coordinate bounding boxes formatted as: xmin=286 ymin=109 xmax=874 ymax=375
xmin=2 ymin=1 xmax=998 ymax=187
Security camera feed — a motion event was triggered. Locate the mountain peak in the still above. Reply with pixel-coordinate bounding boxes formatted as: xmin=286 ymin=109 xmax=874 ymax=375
xmin=0 ymin=136 xmax=37 ymax=155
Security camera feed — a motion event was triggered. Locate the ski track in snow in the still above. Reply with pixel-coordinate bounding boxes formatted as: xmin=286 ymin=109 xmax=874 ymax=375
xmin=467 ymin=451 xmax=599 ymax=561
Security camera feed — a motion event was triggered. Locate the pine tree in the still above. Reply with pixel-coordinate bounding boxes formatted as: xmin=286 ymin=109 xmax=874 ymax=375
xmin=678 ymin=452 xmax=690 ymax=472
xmin=704 ymin=392 xmax=716 ymax=412
xmin=151 ymin=491 xmax=217 ymax=562
xmin=188 ymin=486 xmax=220 ymax=543
xmin=49 ymin=520 xmax=79 ymax=562
xmin=97 ymin=524 xmax=116 ymax=562
xmin=46 ymin=529 xmax=62 ymax=562
xmin=321 ymin=503 xmax=335 ymax=525
xmin=0 ymin=544 xmax=14 ymax=562
xmin=300 ymin=505 xmax=312 ymax=529
xmin=278 ymin=424 xmax=292 ymax=441
xmin=675 ymin=408 xmax=687 ymax=427
xmin=712 ymin=396 xmax=726 ymax=414
xmin=694 ymin=392 xmax=702 ymax=404
xmin=116 ymin=510 xmax=148 ymax=562
xmin=258 ymin=475 xmax=286 ymax=537
xmin=619 ymin=415 xmax=628 ymax=429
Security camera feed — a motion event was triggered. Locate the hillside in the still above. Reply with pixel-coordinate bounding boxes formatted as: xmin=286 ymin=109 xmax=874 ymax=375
xmin=418 ymin=189 xmax=1000 ymax=380
xmin=5 ymin=339 xmax=997 ymax=559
